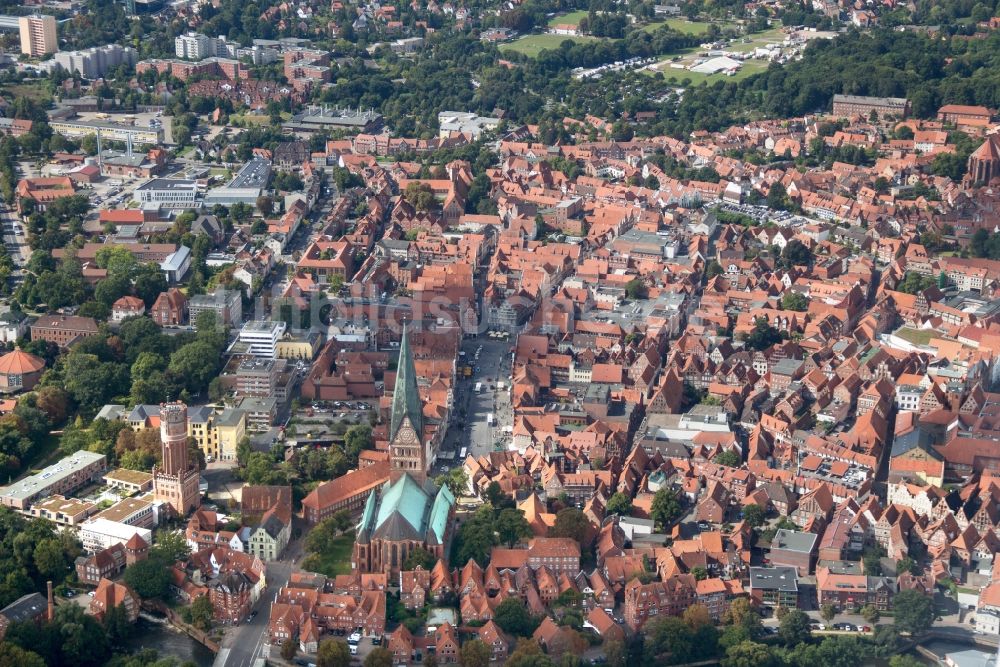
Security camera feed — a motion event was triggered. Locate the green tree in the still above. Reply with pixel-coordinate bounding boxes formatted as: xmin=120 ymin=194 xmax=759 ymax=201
xmin=605 ymin=492 xmax=633 ymax=516
xmin=281 ymin=636 xmax=298 ymax=661
xmin=496 ymin=507 xmax=532 ymax=548
xmin=820 ymin=604 xmax=837 ymax=623
xmin=651 ymin=487 xmax=682 ymax=529
xmin=460 ymin=638 xmax=491 ymax=667
xmin=550 ymin=508 xmax=591 ymax=546
xmin=189 ymin=595 xmax=214 ymax=631
xmin=742 ymin=503 xmax=766 ymax=528
xmin=722 ymin=641 xmax=777 ymax=667
xmin=715 ymin=450 xmax=741 ymax=467
xmin=896 ymin=557 xmax=920 ymax=576
xmin=402 ymin=546 xmax=436 ymax=571
xmin=781 ymin=291 xmax=809 ymax=312
xmin=860 ymin=603 xmax=880 ymax=625
xmin=363 ymin=647 xmax=393 ymax=667
xmin=435 ymin=467 xmax=469 ymax=498
xmin=494 ymin=597 xmax=540 ymax=637
xmin=745 ymin=317 xmax=782 ymax=352
xmin=893 ymin=589 xmax=934 ymax=635
xmin=123 ymin=558 xmax=171 ymax=599
xmin=317 ymin=638 xmax=351 ymax=667
xmin=625 ymin=278 xmax=648 ymax=300
xmin=0 ymin=641 xmax=47 ymax=667
xmin=779 ymin=610 xmax=812 ymax=646
xmin=766 ymin=182 xmax=790 ymax=210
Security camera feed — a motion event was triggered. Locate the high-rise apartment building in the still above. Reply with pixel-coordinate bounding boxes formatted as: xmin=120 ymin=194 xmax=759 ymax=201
xmin=19 ymin=15 xmax=58 ymax=57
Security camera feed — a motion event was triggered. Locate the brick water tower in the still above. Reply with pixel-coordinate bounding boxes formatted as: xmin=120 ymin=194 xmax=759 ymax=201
xmin=152 ymin=402 xmax=200 ymax=516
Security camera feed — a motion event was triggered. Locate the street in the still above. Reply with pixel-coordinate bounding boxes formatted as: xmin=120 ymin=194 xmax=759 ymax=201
xmin=213 ymin=535 xmax=303 ymax=667
xmin=443 ymin=336 xmax=514 ymax=464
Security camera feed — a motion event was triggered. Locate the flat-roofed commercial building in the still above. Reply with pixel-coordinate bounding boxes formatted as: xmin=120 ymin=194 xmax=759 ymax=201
xmin=0 ymin=451 xmax=107 ymax=510
xmin=48 ymin=119 xmax=163 ymax=145
xmin=27 ymin=495 xmax=96 ymax=526
xmin=236 ymin=320 xmax=287 ymax=358
xmin=78 ymin=517 xmax=153 ymax=554
xmin=104 ymin=468 xmax=154 ymax=494
xmin=135 ymin=178 xmax=199 ymax=208
xmin=97 ymin=497 xmax=156 ymax=528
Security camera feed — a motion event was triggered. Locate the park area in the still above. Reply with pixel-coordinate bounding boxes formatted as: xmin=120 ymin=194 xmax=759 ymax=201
xmin=302 ymin=529 xmax=356 ymax=576
xmin=547 ymin=10 xmax=589 ymax=27
xmin=500 ymin=33 xmax=599 ymax=57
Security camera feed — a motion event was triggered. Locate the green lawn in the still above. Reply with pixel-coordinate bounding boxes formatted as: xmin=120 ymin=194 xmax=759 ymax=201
xmin=302 ymin=531 xmax=355 ymax=577
xmin=648 ymin=56 xmax=769 ymax=84
xmin=725 ymin=26 xmax=786 ymax=53
xmin=895 ymin=327 xmax=935 ymax=345
xmin=500 ymin=33 xmax=600 ymax=57
xmin=643 ymin=18 xmax=714 ymax=34
xmin=1 ymin=82 xmax=51 ymax=104
xmin=547 ymin=10 xmax=589 ymax=27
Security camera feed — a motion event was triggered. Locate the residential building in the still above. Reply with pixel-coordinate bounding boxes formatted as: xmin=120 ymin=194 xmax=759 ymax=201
xmin=87 ymin=578 xmax=140 ymax=622
xmin=189 ymin=288 xmax=242 ymax=328
xmin=769 ymin=529 xmax=818 ymax=576
xmin=188 ymin=406 xmax=247 ymax=462
xmin=51 ymin=44 xmax=137 ymax=78
xmin=19 ymin=15 xmax=57 ymax=57
xmin=30 ymin=314 xmax=99 ymax=348
xmin=111 ymin=296 xmax=145 ymax=322
xmin=749 ymin=567 xmax=799 ymax=608
xmin=27 ymin=495 xmax=95 ymax=526
xmin=0 ymin=451 xmax=107 ymax=510
xmin=151 ymin=288 xmax=188 ymax=326
xmin=815 ymin=566 xmax=896 ymax=612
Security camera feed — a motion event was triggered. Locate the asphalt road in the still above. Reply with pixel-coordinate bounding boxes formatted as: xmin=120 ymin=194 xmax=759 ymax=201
xmin=214 ymin=539 xmax=301 ymax=667
xmin=455 ymin=337 xmax=514 ymax=461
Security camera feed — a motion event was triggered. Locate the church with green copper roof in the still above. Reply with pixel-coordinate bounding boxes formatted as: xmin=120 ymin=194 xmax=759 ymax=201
xmin=352 ymin=325 xmax=456 ymax=578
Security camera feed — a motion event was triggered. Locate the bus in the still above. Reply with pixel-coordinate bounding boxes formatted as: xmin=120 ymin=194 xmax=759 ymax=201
xmin=487 ymin=413 xmax=495 ymax=426
xmin=459 ymin=447 xmax=468 ymax=459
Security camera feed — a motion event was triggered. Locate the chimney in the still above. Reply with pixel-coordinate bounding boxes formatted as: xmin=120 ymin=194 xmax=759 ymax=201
xmin=46 ymin=580 xmax=54 ymax=621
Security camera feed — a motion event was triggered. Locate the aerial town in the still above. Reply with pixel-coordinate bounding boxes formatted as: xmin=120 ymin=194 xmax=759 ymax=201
xmin=0 ymin=0 xmax=997 ymax=666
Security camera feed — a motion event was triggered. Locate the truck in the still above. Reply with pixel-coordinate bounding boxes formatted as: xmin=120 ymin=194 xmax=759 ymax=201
xmin=487 ymin=413 xmax=495 ymax=426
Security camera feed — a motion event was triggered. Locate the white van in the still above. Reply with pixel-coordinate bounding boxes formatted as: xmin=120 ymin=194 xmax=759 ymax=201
xmin=474 ymin=382 xmax=482 ymax=393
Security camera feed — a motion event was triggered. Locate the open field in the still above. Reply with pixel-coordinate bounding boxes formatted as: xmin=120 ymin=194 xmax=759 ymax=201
xmin=725 ymin=26 xmax=786 ymax=52
xmin=547 ymin=10 xmax=589 ymax=27
xmin=644 ymin=22 xmax=783 ymax=84
xmin=643 ymin=18 xmax=714 ymax=34
xmin=649 ymin=57 xmax=770 ymax=84
xmin=500 ymin=33 xmax=600 ymax=57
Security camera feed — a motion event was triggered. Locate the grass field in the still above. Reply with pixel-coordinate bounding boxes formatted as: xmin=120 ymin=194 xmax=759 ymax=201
xmin=302 ymin=531 xmax=355 ymax=577
xmin=651 ymin=57 xmax=769 ymax=85
xmin=644 ymin=22 xmax=782 ymax=84
xmin=547 ymin=10 xmax=589 ymax=27
xmin=1 ymin=82 xmax=51 ymax=104
xmin=895 ymin=327 xmax=935 ymax=346
xmin=643 ymin=18 xmax=714 ymax=34
xmin=500 ymin=33 xmax=600 ymax=57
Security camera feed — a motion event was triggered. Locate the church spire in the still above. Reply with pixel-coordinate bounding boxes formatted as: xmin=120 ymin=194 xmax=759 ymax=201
xmin=390 ymin=323 xmax=423 ymax=442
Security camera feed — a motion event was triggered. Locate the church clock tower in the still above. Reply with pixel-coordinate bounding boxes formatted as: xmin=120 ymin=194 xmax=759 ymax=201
xmin=389 ymin=324 xmax=427 ymax=483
